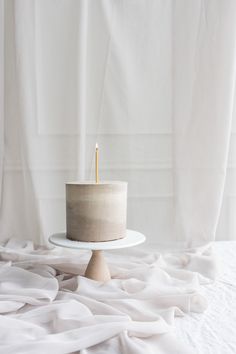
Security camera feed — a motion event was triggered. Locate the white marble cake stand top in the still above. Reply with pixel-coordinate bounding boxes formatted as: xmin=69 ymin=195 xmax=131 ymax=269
xmin=49 ymin=229 xmax=146 ymax=251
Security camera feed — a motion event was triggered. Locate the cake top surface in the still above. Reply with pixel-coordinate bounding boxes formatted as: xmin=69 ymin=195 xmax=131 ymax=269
xmin=66 ymin=181 xmax=127 ymax=185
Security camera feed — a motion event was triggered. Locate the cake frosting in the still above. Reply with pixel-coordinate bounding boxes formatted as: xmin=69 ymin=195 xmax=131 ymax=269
xmin=66 ymin=181 xmax=127 ymax=242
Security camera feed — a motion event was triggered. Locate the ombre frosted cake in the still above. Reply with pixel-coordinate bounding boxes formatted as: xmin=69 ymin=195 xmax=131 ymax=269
xmin=66 ymin=181 xmax=127 ymax=242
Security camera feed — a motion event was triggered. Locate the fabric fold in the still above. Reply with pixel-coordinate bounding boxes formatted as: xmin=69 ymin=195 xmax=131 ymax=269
xmin=0 ymin=238 xmax=217 ymax=353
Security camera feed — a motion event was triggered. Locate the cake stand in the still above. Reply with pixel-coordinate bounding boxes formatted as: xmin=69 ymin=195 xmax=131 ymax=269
xmin=49 ymin=229 xmax=146 ymax=282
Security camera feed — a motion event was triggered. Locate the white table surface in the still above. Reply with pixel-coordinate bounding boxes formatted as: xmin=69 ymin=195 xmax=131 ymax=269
xmin=49 ymin=229 xmax=146 ymax=251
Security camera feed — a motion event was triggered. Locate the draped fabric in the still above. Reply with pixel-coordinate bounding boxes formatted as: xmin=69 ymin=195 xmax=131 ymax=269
xmin=0 ymin=0 xmax=4 ymax=207
xmin=172 ymin=1 xmax=236 ymax=246
xmin=0 ymin=0 xmax=42 ymax=242
xmin=0 ymin=238 xmax=217 ymax=354
xmin=1 ymin=0 xmax=236 ymax=244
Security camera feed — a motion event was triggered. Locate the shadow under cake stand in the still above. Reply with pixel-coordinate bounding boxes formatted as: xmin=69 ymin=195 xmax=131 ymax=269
xmin=49 ymin=230 xmax=146 ymax=282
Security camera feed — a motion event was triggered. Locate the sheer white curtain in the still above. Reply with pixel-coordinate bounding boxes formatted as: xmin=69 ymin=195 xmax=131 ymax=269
xmin=172 ymin=1 xmax=236 ymax=246
xmin=0 ymin=0 xmax=4 ymax=207
xmin=1 ymin=0 xmax=236 ymax=245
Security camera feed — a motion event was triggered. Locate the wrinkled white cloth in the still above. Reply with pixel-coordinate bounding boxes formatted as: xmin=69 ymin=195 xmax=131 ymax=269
xmin=0 ymin=239 xmax=218 ymax=354
xmin=175 ymin=241 xmax=236 ymax=354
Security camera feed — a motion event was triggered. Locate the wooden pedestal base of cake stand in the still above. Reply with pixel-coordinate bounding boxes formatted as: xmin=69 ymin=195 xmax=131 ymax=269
xmin=49 ymin=230 xmax=146 ymax=282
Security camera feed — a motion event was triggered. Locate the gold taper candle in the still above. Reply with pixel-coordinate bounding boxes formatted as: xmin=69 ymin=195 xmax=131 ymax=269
xmin=95 ymin=143 xmax=99 ymax=183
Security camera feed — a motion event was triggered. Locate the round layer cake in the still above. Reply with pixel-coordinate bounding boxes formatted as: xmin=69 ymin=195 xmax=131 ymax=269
xmin=66 ymin=181 xmax=127 ymax=242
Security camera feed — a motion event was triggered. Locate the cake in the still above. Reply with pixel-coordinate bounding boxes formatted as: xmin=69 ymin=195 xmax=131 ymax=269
xmin=66 ymin=181 xmax=127 ymax=242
